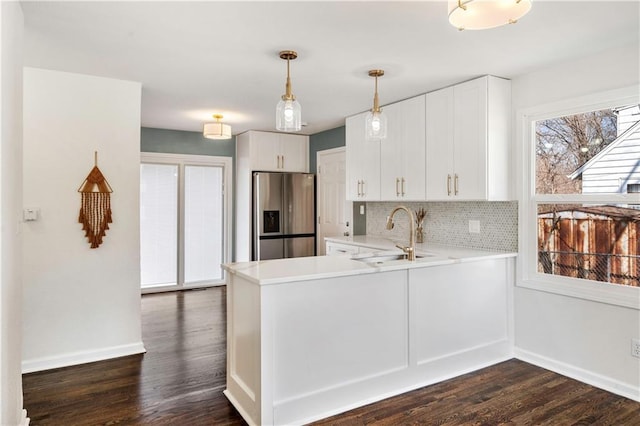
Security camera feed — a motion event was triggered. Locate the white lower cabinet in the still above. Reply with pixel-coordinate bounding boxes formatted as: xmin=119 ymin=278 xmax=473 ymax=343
xmin=225 ymin=257 xmax=512 ymax=425
xmin=325 ymin=241 xmax=361 ymax=256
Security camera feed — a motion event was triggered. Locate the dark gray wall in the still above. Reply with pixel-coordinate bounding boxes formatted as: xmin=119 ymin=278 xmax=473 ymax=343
xmin=309 ymin=126 xmax=345 ymax=172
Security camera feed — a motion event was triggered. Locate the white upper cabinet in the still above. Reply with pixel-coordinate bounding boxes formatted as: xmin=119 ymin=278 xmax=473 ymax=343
xmin=380 ymin=95 xmax=426 ymax=200
xmin=241 ymin=130 xmax=309 ymax=172
xmin=346 ymin=112 xmax=381 ymax=201
xmin=425 ymin=76 xmax=511 ymax=201
xmin=425 ymin=86 xmax=455 ymax=200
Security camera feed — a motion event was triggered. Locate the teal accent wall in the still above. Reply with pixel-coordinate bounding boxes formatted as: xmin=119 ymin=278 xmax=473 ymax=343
xmin=309 ymin=126 xmax=345 ymax=172
xmin=141 ymin=127 xmax=235 ymax=158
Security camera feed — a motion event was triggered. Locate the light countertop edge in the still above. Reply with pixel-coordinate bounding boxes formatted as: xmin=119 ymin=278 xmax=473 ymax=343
xmin=224 ymin=236 xmax=517 ymax=285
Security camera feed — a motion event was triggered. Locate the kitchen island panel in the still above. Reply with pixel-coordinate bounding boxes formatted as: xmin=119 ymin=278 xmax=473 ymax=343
xmin=224 ymin=252 xmax=515 ymax=425
xmin=410 ymin=259 xmax=510 ymax=367
xmin=270 ymin=270 xmax=409 ymax=403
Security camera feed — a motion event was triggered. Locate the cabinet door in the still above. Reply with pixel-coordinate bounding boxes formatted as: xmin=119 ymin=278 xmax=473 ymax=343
xmin=453 ymin=77 xmax=487 ymax=200
xmin=399 ymin=95 xmax=426 ymax=200
xmin=326 ymin=241 xmax=360 ymax=256
xmin=346 ymin=114 xmax=364 ymax=200
xmin=380 ymin=96 xmax=426 ymax=200
xmin=346 ymin=113 xmax=380 ymax=201
xmin=425 ymin=87 xmax=454 ymax=200
xmin=252 ymin=132 xmax=281 ymax=171
xmin=279 ymin=134 xmax=309 ymax=172
xmin=380 ymin=102 xmax=403 ymax=200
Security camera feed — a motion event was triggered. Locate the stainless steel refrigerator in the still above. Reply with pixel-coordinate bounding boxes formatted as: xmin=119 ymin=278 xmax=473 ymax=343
xmin=252 ymin=172 xmax=316 ymax=261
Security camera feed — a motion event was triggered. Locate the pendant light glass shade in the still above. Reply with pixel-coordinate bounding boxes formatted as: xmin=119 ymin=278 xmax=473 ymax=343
xmin=448 ymin=0 xmax=532 ymax=31
xmin=276 ymin=98 xmax=302 ymax=132
xmin=276 ymin=50 xmax=302 ymax=132
xmin=365 ymin=110 xmax=387 ymax=140
xmin=203 ymin=114 xmax=232 ymax=140
xmin=365 ymin=69 xmax=387 ymax=140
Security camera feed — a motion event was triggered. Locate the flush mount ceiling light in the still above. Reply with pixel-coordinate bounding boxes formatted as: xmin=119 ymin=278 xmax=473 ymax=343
xmin=448 ymin=0 xmax=532 ymax=31
xmin=365 ymin=69 xmax=387 ymax=140
xmin=203 ymin=114 xmax=232 ymax=140
xmin=276 ymin=50 xmax=302 ymax=132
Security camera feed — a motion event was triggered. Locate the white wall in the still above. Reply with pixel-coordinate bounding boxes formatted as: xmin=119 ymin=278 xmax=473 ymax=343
xmin=1 ymin=2 xmax=28 ymax=424
xmin=512 ymin=43 xmax=640 ymax=401
xmin=22 ymin=68 xmax=145 ymax=372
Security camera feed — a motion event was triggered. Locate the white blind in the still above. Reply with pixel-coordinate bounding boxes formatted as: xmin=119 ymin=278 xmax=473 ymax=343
xmin=184 ymin=165 xmax=223 ymax=283
xmin=140 ymin=163 xmax=178 ymax=288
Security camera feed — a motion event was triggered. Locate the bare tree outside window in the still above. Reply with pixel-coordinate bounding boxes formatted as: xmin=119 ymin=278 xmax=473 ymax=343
xmin=535 ymin=109 xmax=618 ymax=194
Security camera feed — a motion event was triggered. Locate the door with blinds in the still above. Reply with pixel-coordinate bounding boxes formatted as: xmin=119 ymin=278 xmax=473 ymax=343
xmin=140 ymin=153 xmax=231 ymax=292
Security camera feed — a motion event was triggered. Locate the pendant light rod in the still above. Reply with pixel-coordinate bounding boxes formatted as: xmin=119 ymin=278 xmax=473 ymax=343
xmin=369 ymin=69 xmax=384 ymax=113
xmin=280 ymin=50 xmax=297 ymax=101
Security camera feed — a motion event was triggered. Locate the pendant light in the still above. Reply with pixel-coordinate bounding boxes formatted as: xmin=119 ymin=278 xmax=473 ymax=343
xmin=448 ymin=0 xmax=532 ymax=31
xmin=365 ymin=69 xmax=387 ymax=140
xmin=276 ymin=50 xmax=302 ymax=132
xmin=203 ymin=114 xmax=232 ymax=140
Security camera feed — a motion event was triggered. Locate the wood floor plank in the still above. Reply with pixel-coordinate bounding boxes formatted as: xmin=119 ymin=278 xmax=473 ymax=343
xmin=23 ymin=287 xmax=640 ymax=425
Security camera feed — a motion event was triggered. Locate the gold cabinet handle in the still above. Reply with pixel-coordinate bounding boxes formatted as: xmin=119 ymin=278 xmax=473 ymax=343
xmin=396 ymin=178 xmax=400 ymax=197
xmin=401 ymin=178 xmax=406 ymax=196
xmin=447 ymin=174 xmax=452 ymax=196
xmin=454 ymin=174 xmax=459 ymax=195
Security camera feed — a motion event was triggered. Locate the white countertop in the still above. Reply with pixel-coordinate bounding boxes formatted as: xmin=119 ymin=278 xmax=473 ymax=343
xmin=223 ymin=236 xmax=517 ymax=285
xmin=326 ymin=235 xmax=517 ymax=262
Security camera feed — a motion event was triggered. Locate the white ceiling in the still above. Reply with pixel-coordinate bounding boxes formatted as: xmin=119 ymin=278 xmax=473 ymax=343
xmin=21 ymin=1 xmax=640 ymax=136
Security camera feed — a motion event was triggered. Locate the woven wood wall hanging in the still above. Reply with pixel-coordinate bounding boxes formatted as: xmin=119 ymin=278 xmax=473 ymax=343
xmin=77 ymin=152 xmax=113 ymax=248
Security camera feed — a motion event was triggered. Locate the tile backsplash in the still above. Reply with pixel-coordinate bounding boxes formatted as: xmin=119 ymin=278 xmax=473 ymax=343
xmin=365 ymin=201 xmax=518 ymax=252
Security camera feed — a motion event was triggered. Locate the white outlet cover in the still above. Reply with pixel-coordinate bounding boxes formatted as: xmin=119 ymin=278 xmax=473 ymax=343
xmin=469 ymin=220 xmax=480 ymax=234
xmin=632 ymin=338 xmax=640 ymax=358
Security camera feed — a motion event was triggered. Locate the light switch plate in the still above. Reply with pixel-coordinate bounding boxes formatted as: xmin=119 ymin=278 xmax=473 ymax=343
xmin=23 ymin=208 xmax=39 ymax=222
xmin=469 ymin=220 xmax=480 ymax=234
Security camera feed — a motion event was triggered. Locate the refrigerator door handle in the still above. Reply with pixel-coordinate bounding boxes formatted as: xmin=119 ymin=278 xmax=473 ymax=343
xmin=253 ymin=172 xmax=261 ymax=261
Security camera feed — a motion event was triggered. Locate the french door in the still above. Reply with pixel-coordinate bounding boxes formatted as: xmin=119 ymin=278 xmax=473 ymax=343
xmin=140 ymin=153 xmax=232 ymax=293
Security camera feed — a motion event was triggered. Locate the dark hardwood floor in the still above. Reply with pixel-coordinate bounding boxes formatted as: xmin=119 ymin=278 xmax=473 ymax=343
xmin=23 ymin=287 xmax=640 ymax=425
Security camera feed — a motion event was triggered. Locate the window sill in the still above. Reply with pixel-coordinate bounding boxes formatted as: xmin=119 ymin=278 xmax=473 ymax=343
xmin=518 ymin=275 xmax=639 ymax=309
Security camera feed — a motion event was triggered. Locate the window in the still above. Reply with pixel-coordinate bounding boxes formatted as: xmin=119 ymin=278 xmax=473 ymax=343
xmin=140 ymin=153 xmax=232 ymax=293
xmin=520 ymin=87 xmax=640 ymax=308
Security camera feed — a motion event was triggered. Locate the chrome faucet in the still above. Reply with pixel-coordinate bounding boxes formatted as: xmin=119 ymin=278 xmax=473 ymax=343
xmin=385 ymin=205 xmax=416 ymax=261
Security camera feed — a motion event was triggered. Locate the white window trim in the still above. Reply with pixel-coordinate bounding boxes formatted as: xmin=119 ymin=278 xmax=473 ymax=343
xmin=517 ymin=85 xmax=640 ymax=309
xmin=140 ymin=152 xmax=233 ymax=293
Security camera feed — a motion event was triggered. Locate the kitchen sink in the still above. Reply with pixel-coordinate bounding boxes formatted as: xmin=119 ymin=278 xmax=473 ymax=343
xmin=352 ymin=251 xmax=433 ymax=264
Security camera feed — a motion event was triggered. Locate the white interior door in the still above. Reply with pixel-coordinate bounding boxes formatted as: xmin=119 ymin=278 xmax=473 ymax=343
xmin=317 ymin=147 xmax=352 ymax=255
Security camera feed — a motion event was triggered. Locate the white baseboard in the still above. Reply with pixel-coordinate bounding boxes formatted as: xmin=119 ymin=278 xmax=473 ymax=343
xmin=20 ymin=409 xmax=30 ymax=426
xmin=514 ymin=348 xmax=640 ymax=402
xmin=22 ymin=342 xmax=146 ymax=374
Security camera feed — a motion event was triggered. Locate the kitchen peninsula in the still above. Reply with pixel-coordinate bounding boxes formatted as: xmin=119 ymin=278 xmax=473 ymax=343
xmin=222 ymin=241 xmax=517 ymax=426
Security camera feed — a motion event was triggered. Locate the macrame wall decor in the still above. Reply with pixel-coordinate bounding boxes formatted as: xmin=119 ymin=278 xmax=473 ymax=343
xmin=77 ymin=152 xmax=113 ymax=248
